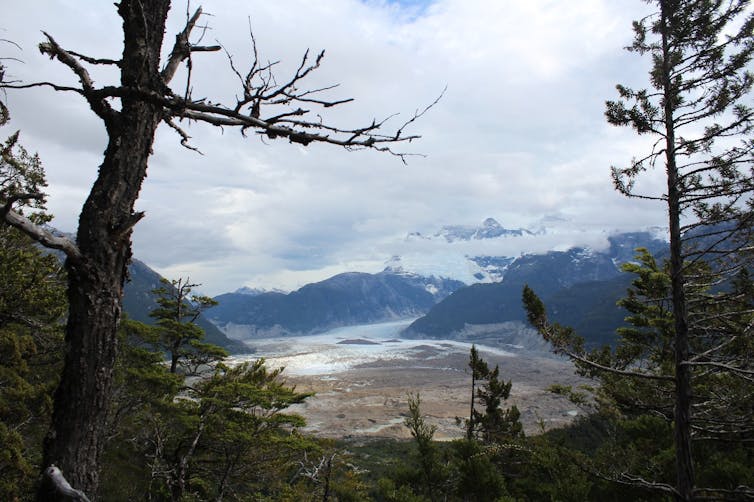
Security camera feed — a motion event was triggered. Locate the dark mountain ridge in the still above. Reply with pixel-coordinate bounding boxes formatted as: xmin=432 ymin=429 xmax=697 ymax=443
xmin=122 ymin=259 xmax=249 ymax=353
xmin=403 ymin=232 xmax=668 ymax=347
xmin=208 ymin=270 xmax=465 ymax=339
xmin=39 ymin=229 xmax=247 ymax=352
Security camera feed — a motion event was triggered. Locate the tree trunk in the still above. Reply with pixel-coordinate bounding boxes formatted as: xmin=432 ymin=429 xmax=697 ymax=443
xmin=659 ymin=3 xmax=695 ymax=500
xmin=37 ymin=2 xmax=171 ymax=499
xmin=467 ymin=371 xmax=475 ymax=440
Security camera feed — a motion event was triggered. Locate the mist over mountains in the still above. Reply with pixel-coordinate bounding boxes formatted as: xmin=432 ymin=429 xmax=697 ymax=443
xmin=387 ymin=217 xmax=667 ymax=284
xmin=201 ymin=219 xmax=668 ymax=346
xmin=113 ymin=218 xmax=670 ymax=350
xmin=117 ymin=218 xmax=744 ymax=354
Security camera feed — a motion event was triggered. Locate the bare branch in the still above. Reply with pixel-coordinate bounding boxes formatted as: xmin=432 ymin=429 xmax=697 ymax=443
xmin=67 ymin=50 xmax=121 ymax=67
xmin=561 ymin=346 xmax=676 ymax=382
xmin=394 ymin=85 xmax=447 ymax=140
xmin=693 ymin=485 xmax=754 ymax=500
xmin=1 ymin=194 xmax=82 ymax=262
xmin=614 ymin=472 xmax=680 ymax=496
xmin=2 ymin=81 xmax=85 ymax=95
xmin=162 ymin=7 xmax=202 ymax=84
xmin=532 ymin=318 xmax=675 ymax=382
xmin=569 ymin=453 xmax=680 ymax=497
xmin=190 ymin=45 xmax=222 ymax=53
xmin=163 ymin=116 xmax=202 ymax=153
xmin=161 ymin=7 xmax=220 ymax=85
xmin=682 ymin=360 xmax=754 ymax=379
xmin=38 ymin=32 xmax=115 ymax=122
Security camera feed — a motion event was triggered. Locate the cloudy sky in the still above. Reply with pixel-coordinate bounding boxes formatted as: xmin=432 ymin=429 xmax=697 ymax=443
xmin=2 ymin=0 xmax=669 ymax=295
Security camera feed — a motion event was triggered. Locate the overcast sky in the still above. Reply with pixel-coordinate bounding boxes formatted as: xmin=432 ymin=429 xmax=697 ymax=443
xmin=2 ymin=0 xmax=669 ymax=295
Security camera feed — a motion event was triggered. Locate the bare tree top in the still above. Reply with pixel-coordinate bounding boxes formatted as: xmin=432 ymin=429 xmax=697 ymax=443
xmin=4 ymin=6 xmax=441 ymax=163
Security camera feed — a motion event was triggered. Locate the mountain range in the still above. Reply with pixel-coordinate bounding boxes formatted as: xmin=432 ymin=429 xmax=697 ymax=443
xmin=207 ymin=270 xmax=464 ymax=339
xmin=104 ymin=219 xmax=749 ymax=353
xmin=200 ymin=219 xmax=669 ymax=347
xmin=41 ymin=219 xmax=673 ymax=354
xmin=409 ymin=217 xmax=534 ymax=242
xmin=122 ymin=259 xmax=249 ymax=353
xmin=402 ymin=231 xmax=667 ymax=346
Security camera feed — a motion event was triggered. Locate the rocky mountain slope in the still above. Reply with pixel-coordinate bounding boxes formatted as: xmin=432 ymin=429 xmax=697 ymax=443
xmin=41 ymin=230 xmax=247 ymax=352
xmin=122 ymin=259 xmax=249 ymax=353
xmin=403 ymin=232 xmax=667 ymax=347
xmin=208 ymin=270 xmax=464 ymax=339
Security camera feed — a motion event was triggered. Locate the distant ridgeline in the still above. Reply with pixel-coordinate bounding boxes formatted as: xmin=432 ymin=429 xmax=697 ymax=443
xmin=37 ymin=228 xmax=247 ymax=353
xmin=118 ymin=230 xmax=676 ymax=349
xmin=403 ymin=232 xmax=668 ymax=348
xmin=203 ymin=230 xmax=672 ymax=346
xmin=122 ymin=259 xmax=249 ymax=353
xmin=208 ymin=271 xmax=465 ymax=339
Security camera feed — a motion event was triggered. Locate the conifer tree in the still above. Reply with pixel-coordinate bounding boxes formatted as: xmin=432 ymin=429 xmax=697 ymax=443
xmin=465 ymin=345 xmax=489 ymax=440
xmin=526 ymin=1 xmax=754 ymax=499
xmin=0 ymin=4 xmax=432 ymax=493
xmin=149 ymin=277 xmax=225 ymax=375
xmin=463 ymin=345 xmax=522 ymax=445
xmin=404 ymin=392 xmax=442 ymax=501
xmin=524 ymin=249 xmax=754 ymax=500
xmin=0 ymin=131 xmax=66 ymax=500
xmin=607 ymin=1 xmax=753 ymax=499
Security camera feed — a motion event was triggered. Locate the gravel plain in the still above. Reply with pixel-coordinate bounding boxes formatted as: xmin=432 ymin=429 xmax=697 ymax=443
xmin=279 ymin=342 xmax=588 ymax=440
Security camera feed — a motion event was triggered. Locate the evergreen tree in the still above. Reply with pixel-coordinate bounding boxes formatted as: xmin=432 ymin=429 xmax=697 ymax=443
xmin=522 ymin=1 xmax=754 ymax=499
xmin=463 ymin=345 xmax=523 ymax=446
xmin=1 ymin=4 xmax=430 ymax=493
xmin=524 ymin=247 xmax=754 ymax=500
xmin=474 ymin=365 xmax=524 ymax=446
xmin=605 ymin=1 xmax=754 ymax=498
xmin=149 ymin=277 xmax=226 ymax=375
xmin=0 ymin=225 xmax=66 ymax=500
xmin=0 ymin=132 xmax=66 ymax=500
xmin=465 ymin=345 xmax=489 ymax=440
xmin=404 ymin=392 xmax=445 ymax=502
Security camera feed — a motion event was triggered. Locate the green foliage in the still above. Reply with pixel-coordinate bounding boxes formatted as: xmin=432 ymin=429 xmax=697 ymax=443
xmin=614 ymin=250 xmax=673 ymax=369
xmin=403 ymin=393 xmax=448 ymax=501
xmin=463 ymin=345 xmax=523 ymax=446
xmin=101 ymin=338 xmax=317 ymax=500
xmin=0 ymin=137 xmax=65 ymax=500
xmin=149 ymin=277 xmax=226 ymax=374
xmin=451 ymin=439 xmax=509 ymax=501
xmin=604 ymin=3 xmax=754 ymax=496
xmin=607 ymin=0 xmax=754 ymax=214
xmin=524 ymin=246 xmax=754 ymax=496
xmin=376 ymin=477 xmax=430 ymax=502
xmin=1 ymin=131 xmax=50 ymax=224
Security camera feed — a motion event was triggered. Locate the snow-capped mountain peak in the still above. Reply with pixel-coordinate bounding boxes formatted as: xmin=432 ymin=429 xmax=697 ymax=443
xmin=390 ymin=218 xmax=669 ymax=286
xmin=408 ymin=217 xmax=533 ymax=243
xmin=234 ymin=286 xmax=286 ymax=296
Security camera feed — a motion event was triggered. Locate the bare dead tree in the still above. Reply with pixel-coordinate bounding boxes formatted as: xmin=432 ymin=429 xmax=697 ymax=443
xmin=0 ymin=2 xmax=436 ymax=499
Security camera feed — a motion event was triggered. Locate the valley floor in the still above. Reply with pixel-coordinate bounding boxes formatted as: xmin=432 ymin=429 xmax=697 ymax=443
xmin=230 ymin=321 xmax=588 ymax=439
xmin=287 ymin=349 xmax=585 ymax=439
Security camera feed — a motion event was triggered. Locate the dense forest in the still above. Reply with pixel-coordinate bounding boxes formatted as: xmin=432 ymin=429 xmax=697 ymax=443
xmin=2 ymin=0 xmax=754 ymax=500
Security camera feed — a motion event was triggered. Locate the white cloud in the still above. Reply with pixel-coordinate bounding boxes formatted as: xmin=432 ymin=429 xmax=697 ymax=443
xmin=2 ymin=0 xmax=666 ymax=295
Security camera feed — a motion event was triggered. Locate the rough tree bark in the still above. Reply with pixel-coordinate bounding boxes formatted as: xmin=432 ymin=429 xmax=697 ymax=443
xmin=37 ymin=2 xmax=171 ymax=498
xmin=0 ymin=1 xmax=432 ymax=499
